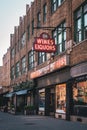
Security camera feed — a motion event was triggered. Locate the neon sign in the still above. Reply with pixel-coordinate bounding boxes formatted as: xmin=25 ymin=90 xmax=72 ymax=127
xmin=33 ymin=33 xmax=56 ymax=53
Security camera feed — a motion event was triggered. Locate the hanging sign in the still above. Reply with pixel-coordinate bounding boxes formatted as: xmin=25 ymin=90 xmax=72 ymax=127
xmin=33 ymin=32 xmax=56 ymax=53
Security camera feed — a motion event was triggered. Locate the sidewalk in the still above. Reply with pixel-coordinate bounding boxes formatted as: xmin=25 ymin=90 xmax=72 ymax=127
xmin=0 ymin=111 xmax=87 ymax=130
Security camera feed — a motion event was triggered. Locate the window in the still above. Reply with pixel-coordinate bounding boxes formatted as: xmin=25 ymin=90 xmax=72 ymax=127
xmin=51 ymin=0 xmax=64 ymax=13
xmin=52 ymin=0 xmax=57 ymax=12
xmin=56 ymin=84 xmax=66 ymax=114
xmin=27 ymin=25 xmax=30 ymax=40
xmin=11 ymin=48 xmax=15 ymax=59
xmin=74 ymin=3 xmax=87 ymax=43
xmin=11 ymin=66 xmax=15 ymax=80
xmin=43 ymin=4 xmax=47 ymax=23
xmin=21 ymin=32 xmax=26 ymax=48
xmin=52 ymin=21 xmax=66 ymax=55
xmin=73 ymin=81 xmax=87 ymax=117
xmin=21 ymin=56 xmax=26 ymax=74
xmin=38 ymin=52 xmax=47 ymax=65
xmin=32 ymin=20 xmax=34 ymax=35
xmin=15 ymin=62 xmax=20 ymax=78
xmin=28 ymin=50 xmax=35 ymax=70
xmin=39 ymin=89 xmax=45 ymax=111
xmin=37 ymin=12 xmax=41 ymax=27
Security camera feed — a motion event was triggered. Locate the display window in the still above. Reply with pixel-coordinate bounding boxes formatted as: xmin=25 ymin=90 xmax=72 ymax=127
xmin=73 ymin=81 xmax=87 ymax=105
xmin=56 ymin=84 xmax=66 ymax=114
xmin=39 ymin=89 xmax=45 ymax=111
xmin=73 ymin=81 xmax=87 ymax=116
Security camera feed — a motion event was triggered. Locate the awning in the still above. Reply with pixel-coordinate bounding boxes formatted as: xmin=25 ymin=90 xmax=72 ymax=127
xmin=4 ymin=92 xmax=14 ymax=97
xmin=16 ymin=89 xmax=27 ymax=95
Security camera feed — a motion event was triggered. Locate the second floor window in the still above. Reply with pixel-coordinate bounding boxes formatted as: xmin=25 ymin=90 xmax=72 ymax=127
xmin=52 ymin=21 xmax=66 ymax=55
xmin=74 ymin=3 xmax=87 ymax=43
xmin=28 ymin=50 xmax=35 ymax=70
xmin=38 ymin=52 xmax=47 ymax=65
xmin=21 ymin=56 xmax=26 ymax=74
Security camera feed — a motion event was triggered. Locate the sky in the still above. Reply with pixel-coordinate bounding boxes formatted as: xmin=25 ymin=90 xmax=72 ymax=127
xmin=0 ymin=0 xmax=33 ymax=66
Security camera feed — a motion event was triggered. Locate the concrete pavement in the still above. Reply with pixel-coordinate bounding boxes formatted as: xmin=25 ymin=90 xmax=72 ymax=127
xmin=0 ymin=111 xmax=87 ymax=130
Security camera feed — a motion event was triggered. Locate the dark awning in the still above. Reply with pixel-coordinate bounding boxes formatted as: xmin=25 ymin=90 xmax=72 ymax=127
xmin=16 ymin=89 xmax=27 ymax=95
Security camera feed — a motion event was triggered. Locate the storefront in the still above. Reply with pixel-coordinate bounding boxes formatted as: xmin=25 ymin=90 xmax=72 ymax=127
xmin=70 ymin=62 xmax=87 ymax=122
xmin=34 ymin=67 xmax=70 ymax=119
xmin=30 ymin=54 xmax=70 ymax=119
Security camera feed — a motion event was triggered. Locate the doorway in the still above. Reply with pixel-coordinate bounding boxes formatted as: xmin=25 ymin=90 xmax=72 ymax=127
xmin=45 ymin=87 xmax=55 ymax=116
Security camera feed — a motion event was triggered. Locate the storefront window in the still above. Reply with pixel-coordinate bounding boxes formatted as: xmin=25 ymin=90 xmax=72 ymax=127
xmin=56 ymin=84 xmax=66 ymax=114
xmin=39 ymin=89 xmax=45 ymax=111
xmin=73 ymin=81 xmax=87 ymax=105
xmin=73 ymin=81 xmax=87 ymax=117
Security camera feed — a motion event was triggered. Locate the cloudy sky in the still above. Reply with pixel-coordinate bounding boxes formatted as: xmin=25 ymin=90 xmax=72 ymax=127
xmin=0 ymin=0 xmax=33 ymax=66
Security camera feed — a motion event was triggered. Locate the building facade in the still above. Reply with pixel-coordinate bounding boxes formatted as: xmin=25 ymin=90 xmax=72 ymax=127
xmin=0 ymin=48 xmax=10 ymax=110
xmin=9 ymin=0 xmax=87 ymax=122
xmin=2 ymin=47 xmax=10 ymax=91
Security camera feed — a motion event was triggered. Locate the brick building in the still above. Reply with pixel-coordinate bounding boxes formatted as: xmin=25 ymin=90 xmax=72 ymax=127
xmin=0 ymin=66 xmax=3 ymax=94
xmin=0 ymin=48 xmax=10 ymax=109
xmin=2 ymin=47 xmax=10 ymax=92
xmin=9 ymin=0 xmax=87 ymax=122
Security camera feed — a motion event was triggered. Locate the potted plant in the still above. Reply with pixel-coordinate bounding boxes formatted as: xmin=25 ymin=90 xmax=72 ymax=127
xmin=24 ymin=105 xmax=36 ymax=115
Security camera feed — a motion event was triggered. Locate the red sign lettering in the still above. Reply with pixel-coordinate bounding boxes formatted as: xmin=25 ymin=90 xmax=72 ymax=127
xmin=33 ymin=33 xmax=56 ymax=53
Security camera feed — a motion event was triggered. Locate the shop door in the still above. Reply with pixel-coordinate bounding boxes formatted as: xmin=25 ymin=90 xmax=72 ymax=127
xmin=45 ymin=87 xmax=55 ymax=116
xmin=49 ymin=90 xmax=55 ymax=116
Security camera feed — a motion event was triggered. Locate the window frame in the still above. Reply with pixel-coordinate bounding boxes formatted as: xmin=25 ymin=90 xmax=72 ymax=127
xmin=74 ymin=2 xmax=87 ymax=43
xmin=28 ymin=50 xmax=35 ymax=70
xmin=43 ymin=3 xmax=47 ymax=23
xmin=37 ymin=12 xmax=41 ymax=27
xmin=21 ymin=56 xmax=26 ymax=74
xmin=38 ymin=52 xmax=47 ymax=65
xmin=15 ymin=62 xmax=20 ymax=78
xmin=51 ymin=0 xmax=65 ymax=13
xmin=52 ymin=21 xmax=66 ymax=55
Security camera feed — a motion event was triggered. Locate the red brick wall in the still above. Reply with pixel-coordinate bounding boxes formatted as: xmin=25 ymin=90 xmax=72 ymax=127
xmin=70 ymin=40 xmax=87 ymax=65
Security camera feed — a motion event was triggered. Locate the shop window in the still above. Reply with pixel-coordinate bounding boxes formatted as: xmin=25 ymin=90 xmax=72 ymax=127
xmin=39 ymin=89 xmax=45 ymax=111
xmin=56 ymin=84 xmax=66 ymax=114
xmin=73 ymin=81 xmax=87 ymax=117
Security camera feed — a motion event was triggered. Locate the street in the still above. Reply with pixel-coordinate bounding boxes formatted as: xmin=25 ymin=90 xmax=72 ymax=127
xmin=0 ymin=112 xmax=87 ymax=130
